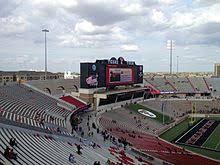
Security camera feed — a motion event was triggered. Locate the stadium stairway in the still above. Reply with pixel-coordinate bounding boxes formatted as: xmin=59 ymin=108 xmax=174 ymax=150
xmin=203 ymin=77 xmax=211 ymax=92
xmin=163 ymin=77 xmax=177 ymax=92
xmin=186 ymin=77 xmax=196 ymax=92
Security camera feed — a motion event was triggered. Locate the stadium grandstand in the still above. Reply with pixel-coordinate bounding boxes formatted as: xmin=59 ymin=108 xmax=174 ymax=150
xmin=1 ymin=56 xmax=220 ymax=165
xmin=144 ymin=75 xmax=211 ymax=97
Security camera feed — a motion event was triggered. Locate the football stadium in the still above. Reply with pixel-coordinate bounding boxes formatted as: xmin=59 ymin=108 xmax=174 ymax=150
xmin=0 ymin=56 xmax=220 ymax=165
xmin=1 ymin=1 xmax=220 ymax=165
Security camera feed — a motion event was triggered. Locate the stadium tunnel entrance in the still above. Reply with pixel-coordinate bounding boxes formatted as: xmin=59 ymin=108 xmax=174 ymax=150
xmin=44 ymin=87 xmax=51 ymax=94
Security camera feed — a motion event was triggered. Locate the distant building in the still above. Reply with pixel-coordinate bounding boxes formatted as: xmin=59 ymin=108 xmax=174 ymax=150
xmin=64 ymin=71 xmax=79 ymax=79
xmin=56 ymin=72 xmax=64 ymax=79
xmin=0 ymin=71 xmax=64 ymax=84
xmin=214 ymin=63 xmax=220 ymax=77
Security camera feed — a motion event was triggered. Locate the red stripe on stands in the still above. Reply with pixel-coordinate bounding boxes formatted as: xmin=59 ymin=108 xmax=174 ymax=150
xmin=60 ymin=96 xmax=86 ymax=109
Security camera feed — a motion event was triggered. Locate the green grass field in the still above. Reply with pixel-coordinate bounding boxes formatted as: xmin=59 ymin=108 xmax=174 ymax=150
xmin=127 ymin=103 xmax=173 ymax=124
xmin=203 ymin=124 xmax=220 ymax=150
xmin=160 ymin=117 xmax=220 ymax=160
xmin=160 ymin=118 xmax=194 ymax=142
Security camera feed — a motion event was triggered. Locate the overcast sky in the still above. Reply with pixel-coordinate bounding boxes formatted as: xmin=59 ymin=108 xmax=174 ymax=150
xmin=0 ymin=0 xmax=220 ymax=73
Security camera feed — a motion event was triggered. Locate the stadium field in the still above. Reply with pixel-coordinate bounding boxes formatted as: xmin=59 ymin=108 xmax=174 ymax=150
xmin=203 ymin=124 xmax=220 ymax=150
xmin=160 ymin=117 xmax=220 ymax=160
xmin=127 ymin=103 xmax=173 ymax=124
xmin=159 ymin=118 xmax=200 ymax=142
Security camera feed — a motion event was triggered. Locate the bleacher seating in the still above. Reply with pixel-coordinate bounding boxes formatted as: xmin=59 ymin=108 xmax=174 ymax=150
xmin=144 ymin=76 xmax=214 ymax=94
xmin=0 ymin=127 xmax=119 ymax=165
xmin=0 ymin=84 xmax=72 ymax=117
xmin=0 ymin=84 xmax=73 ymax=135
xmin=100 ymin=108 xmax=162 ymax=134
xmin=144 ymin=77 xmax=175 ymax=92
xmin=188 ymin=77 xmax=209 ymax=93
xmin=1 ymin=77 xmax=220 ymax=164
xmin=142 ymin=98 xmax=220 ymax=119
xmin=166 ymin=76 xmax=194 ymax=93
xmin=206 ymin=78 xmax=220 ymax=96
xmin=0 ymin=84 xmax=143 ymax=165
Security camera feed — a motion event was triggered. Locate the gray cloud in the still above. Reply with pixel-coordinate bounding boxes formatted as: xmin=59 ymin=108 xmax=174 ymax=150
xmin=0 ymin=0 xmax=220 ymax=72
xmin=0 ymin=0 xmax=22 ymax=17
xmin=64 ymin=0 xmax=152 ymax=26
xmin=141 ymin=0 xmax=158 ymax=7
xmin=165 ymin=22 xmax=220 ymax=46
xmin=73 ymin=2 xmax=128 ymax=25
xmin=193 ymin=22 xmax=220 ymax=34
xmin=195 ymin=0 xmax=220 ymax=6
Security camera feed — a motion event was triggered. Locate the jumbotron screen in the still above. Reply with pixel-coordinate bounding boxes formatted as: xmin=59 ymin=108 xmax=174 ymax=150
xmin=80 ymin=57 xmax=143 ymax=89
xmin=106 ymin=67 xmax=134 ymax=85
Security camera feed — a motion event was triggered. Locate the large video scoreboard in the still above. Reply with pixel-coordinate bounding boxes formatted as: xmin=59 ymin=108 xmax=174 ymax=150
xmin=106 ymin=66 xmax=134 ymax=86
xmin=80 ymin=57 xmax=143 ymax=89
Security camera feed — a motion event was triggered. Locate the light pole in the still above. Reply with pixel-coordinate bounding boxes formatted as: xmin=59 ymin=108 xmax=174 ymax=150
xmin=167 ymin=40 xmax=175 ymax=75
xmin=42 ymin=29 xmax=49 ymax=80
xmin=177 ymin=56 xmax=179 ymax=74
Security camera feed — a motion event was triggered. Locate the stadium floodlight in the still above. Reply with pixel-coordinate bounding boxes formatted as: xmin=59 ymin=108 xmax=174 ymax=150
xmin=177 ymin=56 xmax=179 ymax=74
xmin=166 ymin=40 xmax=175 ymax=75
xmin=42 ymin=29 xmax=49 ymax=80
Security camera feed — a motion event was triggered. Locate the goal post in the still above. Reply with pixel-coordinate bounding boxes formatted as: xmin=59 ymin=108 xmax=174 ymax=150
xmin=190 ymin=102 xmax=196 ymax=124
